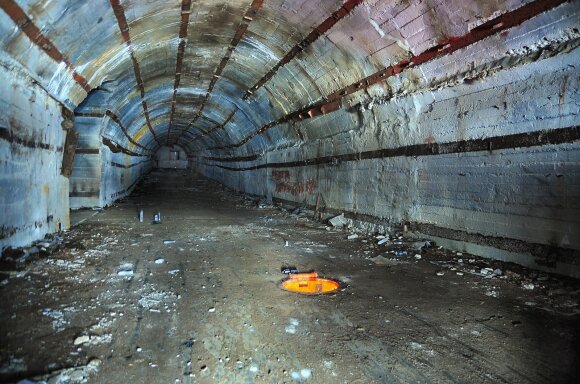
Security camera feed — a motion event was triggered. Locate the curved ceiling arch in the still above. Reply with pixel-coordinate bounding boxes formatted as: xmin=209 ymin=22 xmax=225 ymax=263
xmin=92 ymin=62 xmax=297 ymax=153
xmin=3 ymin=0 xmax=564 ymax=157
xmin=2 ymin=0 xmax=375 ymax=153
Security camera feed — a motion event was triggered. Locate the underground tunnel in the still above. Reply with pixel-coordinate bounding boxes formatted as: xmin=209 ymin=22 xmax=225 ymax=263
xmin=1 ymin=0 xmax=579 ymax=382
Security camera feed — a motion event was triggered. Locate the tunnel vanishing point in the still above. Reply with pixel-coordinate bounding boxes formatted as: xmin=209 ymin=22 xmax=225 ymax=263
xmin=0 ymin=0 xmax=579 ymax=277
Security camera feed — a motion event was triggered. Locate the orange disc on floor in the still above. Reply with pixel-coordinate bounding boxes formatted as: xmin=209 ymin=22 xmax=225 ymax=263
xmin=280 ymin=272 xmax=340 ymax=295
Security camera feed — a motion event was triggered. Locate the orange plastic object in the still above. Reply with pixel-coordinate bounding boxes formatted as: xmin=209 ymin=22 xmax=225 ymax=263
xmin=280 ymin=272 xmax=340 ymax=295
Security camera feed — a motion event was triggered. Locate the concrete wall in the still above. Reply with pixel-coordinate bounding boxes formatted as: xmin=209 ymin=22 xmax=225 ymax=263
xmin=69 ymin=115 xmax=102 ymax=208
xmin=156 ymin=145 xmax=188 ymax=169
xmin=70 ymin=90 xmax=154 ymax=209
xmin=99 ymin=149 xmax=153 ymax=207
xmin=199 ymin=40 xmax=580 ymax=277
xmin=0 ymin=62 xmax=70 ymax=249
xmin=70 ymin=142 xmax=153 ymax=210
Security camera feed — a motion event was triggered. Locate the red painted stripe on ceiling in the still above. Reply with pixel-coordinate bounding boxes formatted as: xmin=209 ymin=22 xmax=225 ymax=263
xmin=110 ymin=0 xmax=160 ymax=145
xmin=0 ymin=0 xmax=91 ymax=93
xmin=211 ymin=0 xmax=572 ymax=150
xmin=243 ymin=0 xmax=365 ymax=99
xmin=174 ymin=0 xmax=264 ymax=144
xmin=166 ymin=0 xmax=192 ymax=144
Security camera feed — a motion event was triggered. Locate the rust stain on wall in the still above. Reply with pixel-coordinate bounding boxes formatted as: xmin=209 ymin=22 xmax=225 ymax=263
xmin=275 ymin=178 xmax=317 ymax=195
xmin=271 ymin=170 xmax=290 ymax=181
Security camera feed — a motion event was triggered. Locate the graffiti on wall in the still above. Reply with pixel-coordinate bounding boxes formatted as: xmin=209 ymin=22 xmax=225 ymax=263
xmin=272 ymin=170 xmax=316 ymax=195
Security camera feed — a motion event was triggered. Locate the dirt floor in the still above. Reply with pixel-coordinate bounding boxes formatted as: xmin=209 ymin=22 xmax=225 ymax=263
xmin=1 ymin=169 xmax=579 ymax=383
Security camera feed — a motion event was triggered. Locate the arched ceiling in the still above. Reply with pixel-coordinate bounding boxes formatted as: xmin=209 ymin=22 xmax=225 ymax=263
xmin=0 ymin=0 xmax=560 ymax=157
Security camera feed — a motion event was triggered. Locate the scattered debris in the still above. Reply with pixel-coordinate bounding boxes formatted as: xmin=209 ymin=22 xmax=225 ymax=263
xmin=163 ymin=240 xmax=176 ymax=245
xmin=138 ymin=289 xmax=177 ymax=311
xmin=153 ymin=212 xmax=161 ymax=224
xmin=430 ymin=260 xmax=504 ymax=279
xmin=17 ymin=359 xmax=102 ymax=384
xmin=370 ymin=255 xmax=401 ymax=266
xmin=73 ymin=335 xmax=90 ymax=345
xmin=481 ymin=268 xmax=494 ymax=276
xmin=88 ymin=334 xmax=112 ymax=345
xmin=394 ymin=250 xmax=408 ymax=258
xmin=285 ymin=318 xmax=299 ymax=334
xmin=377 ymin=237 xmax=389 ymax=245
xmin=485 ymin=289 xmax=499 ymax=298
xmin=328 ymin=214 xmax=347 ymax=227
xmin=42 ymin=308 xmax=70 ymax=332
xmin=281 ymin=266 xmax=299 ymax=275
xmin=0 ymin=234 xmax=64 ymax=269
xmin=410 ymin=341 xmax=423 ymax=350
xmin=522 ymin=283 xmax=535 ymax=290
xmin=290 ymin=368 xmax=312 ymax=381
xmin=411 ymin=241 xmax=432 ymax=250
xmin=4 ymin=171 xmax=580 ymax=384
xmin=117 ymin=263 xmax=134 ymax=277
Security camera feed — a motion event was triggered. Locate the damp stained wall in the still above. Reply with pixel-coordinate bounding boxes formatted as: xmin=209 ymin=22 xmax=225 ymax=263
xmin=0 ymin=63 xmax=70 ymax=249
xmin=200 ymin=47 xmax=580 ymax=275
xmin=70 ymin=87 xmax=154 ymax=209
xmin=194 ymin=1 xmax=580 ymax=276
